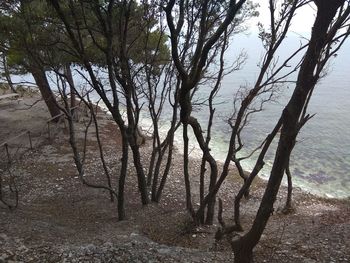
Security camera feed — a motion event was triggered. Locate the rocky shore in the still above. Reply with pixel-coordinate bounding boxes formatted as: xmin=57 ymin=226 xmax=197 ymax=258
xmin=0 ymin=91 xmax=349 ymax=262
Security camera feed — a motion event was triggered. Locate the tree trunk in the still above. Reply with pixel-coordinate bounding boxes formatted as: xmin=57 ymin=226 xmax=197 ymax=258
xmin=127 ymin=125 xmax=149 ymax=205
xmin=234 ymin=160 xmax=250 ymax=198
xmin=154 ymin=101 xmax=179 ymax=203
xmin=64 ymin=63 xmax=76 ymax=111
xmin=89 ymin=103 xmax=114 ymax=202
xmin=234 ymin=118 xmax=283 ymax=230
xmin=199 ymin=157 xmax=206 ymax=224
xmin=118 ymin=133 xmax=128 ymax=221
xmin=183 ymin=122 xmax=194 ymax=216
xmin=1 ymin=53 xmax=16 ymax=93
xmin=231 ymin=2 xmax=344 ymax=261
xmin=147 ymin=144 xmax=157 ymax=187
xmin=155 ymin=138 xmax=175 ymax=202
xmin=31 ymin=67 xmax=61 ymax=120
xmin=232 ymin=238 xmax=254 ymax=263
xmin=151 ymin=149 xmax=163 ymax=201
xmin=284 ymin=155 xmax=293 ymax=212
xmin=187 ymin=116 xmax=218 ymax=224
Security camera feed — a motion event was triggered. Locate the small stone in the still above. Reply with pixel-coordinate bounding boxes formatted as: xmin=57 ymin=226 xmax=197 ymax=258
xmin=130 ymin=232 xmax=139 ymax=237
xmin=0 ymin=234 xmax=8 ymax=241
xmin=18 ymin=245 xmax=28 ymax=251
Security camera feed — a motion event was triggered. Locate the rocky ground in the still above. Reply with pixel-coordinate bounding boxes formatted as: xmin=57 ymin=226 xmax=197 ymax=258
xmin=0 ymin=89 xmax=349 ymax=262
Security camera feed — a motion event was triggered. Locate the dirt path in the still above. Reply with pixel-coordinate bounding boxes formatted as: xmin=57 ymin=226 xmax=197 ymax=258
xmin=0 ymin=91 xmax=349 ymax=262
xmin=0 ymin=91 xmax=49 ymax=155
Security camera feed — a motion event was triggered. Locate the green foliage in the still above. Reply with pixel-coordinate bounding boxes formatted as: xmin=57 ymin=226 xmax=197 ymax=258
xmin=74 ymin=1 xmax=170 ymax=70
xmin=0 ymin=0 xmax=59 ymax=71
xmin=0 ymin=0 xmax=169 ymax=77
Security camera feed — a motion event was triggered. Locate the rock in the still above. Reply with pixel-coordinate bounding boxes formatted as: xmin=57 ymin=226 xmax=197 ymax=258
xmin=157 ymin=248 xmax=172 ymax=254
xmin=0 ymin=234 xmax=9 ymax=241
xmin=18 ymin=245 xmax=28 ymax=252
xmin=130 ymin=232 xmax=139 ymax=238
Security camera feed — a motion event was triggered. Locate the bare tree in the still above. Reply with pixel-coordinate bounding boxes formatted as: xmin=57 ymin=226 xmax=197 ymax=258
xmin=47 ymin=1 xmax=152 ymax=213
xmin=52 ymin=70 xmax=118 ymax=202
xmin=46 ymin=0 xmax=185 ymax=219
xmin=164 ymin=0 xmax=258 ymax=224
xmin=230 ymin=0 xmax=309 ymax=230
xmin=231 ymin=1 xmax=350 ymax=262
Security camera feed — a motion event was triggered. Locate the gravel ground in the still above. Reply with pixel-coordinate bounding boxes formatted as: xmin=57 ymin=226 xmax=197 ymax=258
xmin=1 ymin=92 xmax=349 ymax=263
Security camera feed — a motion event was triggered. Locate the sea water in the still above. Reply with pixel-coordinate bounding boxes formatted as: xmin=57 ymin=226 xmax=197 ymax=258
xmin=191 ymin=34 xmax=350 ymax=198
xmin=10 ymin=34 xmax=350 ymax=199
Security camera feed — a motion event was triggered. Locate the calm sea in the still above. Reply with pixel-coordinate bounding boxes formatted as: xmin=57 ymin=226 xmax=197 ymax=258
xmin=192 ymin=34 xmax=350 ymax=198
xmin=11 ymin=34 xmax=350 ymax=198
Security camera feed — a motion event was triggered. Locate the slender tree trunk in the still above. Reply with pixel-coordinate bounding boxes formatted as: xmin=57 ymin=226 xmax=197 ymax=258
xmin=147 ymin=144 xmax=157 ymax=187
xmin=151 ymin=149 xmax=163 ymax=201
xmin=183 ymin=123 xmax=194 ymax=216
xmin=284 ymin=155 xmax=293 ymax=212
xmin=234 ymin=160 xmax=250 ymax=198
xmin=155 ymin=137 xmax=175 ymax=202
xmin=150 ymin=121 xmax=165 ymax=201
xmin=154 ymin=96 xmax=179 ymax=202
xmin=127 ymin=125 xmax=149 ymax=205
xmin=187 ymin=116 xmax=218 ymax=224
xmin=1 ymin=54 xmax=16 ymax=93
xmin=89 ymin=103 xmax=114 ymax=202
xmin=31 ymin=67 xmax=61 ymax=120
xmin=64 ymin=63 xmax=76 ymax=111
xmin=199 ymin=158 xmax=206 ymax=224
xmin=232 ymin=2 xmax=344 ymax=261
xmin=234 ymin=118 xmax=283 ymax=230
xmin=205 ymin=165 xmax=217 ymax=225
xmin=118 ymin=133 xmax=128 ymax=221
xmin=130 ymin=145 xmax=149 ymax=205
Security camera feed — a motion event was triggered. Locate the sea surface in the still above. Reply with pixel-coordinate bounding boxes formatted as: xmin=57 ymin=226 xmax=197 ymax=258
xmin=190 ymin=34 xmax=350 ymax=198
xmin=11 ymin=34 xmax=350 ymax=198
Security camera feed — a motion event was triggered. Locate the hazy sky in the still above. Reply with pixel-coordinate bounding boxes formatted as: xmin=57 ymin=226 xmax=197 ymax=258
xmin=250 ymin=1 xmax=317 ymax=35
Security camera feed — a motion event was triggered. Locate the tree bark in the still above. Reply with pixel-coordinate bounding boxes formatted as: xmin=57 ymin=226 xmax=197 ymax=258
xmin=118 ymin=133 xmax=128 ymax=221
xmin=232 ymin=2 xmax=345 ymax=261
xmin=1 ymin=53 xmax=16 ymax=93
xmin=285 ymin=156 xmax=293 ymax=211
xmin=31 ymin=67 xmax=61 ymax=120
xmin=183 ymin=122 xmax=194 ymax=216
xmin=64 ymin=63 xmax=76 ymax=111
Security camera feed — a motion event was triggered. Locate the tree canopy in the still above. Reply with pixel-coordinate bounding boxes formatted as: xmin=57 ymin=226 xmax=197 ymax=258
xmin=1 ymin=1 xmax=349 ymax=263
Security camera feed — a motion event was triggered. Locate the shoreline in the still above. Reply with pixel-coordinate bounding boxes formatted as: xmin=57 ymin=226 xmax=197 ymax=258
xmin=1 ymin=84 xmax=347 ymax=202
xmin=68 ymin=93 xmax=350 ymax=201
xmin=0 ymin=90 xmax=349 ymax=262
xmin=4 ymin=80 xmax=349 ymax=200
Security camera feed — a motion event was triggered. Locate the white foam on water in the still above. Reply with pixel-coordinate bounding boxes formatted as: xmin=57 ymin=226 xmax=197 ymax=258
xmin=8 ymin=36 xmax=350 ymax=199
